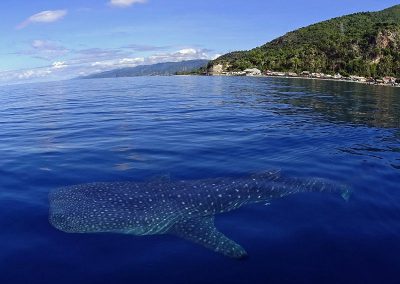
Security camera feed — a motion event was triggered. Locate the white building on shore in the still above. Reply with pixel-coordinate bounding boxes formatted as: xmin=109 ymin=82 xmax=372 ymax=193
xmin=244 ymin=68 xmax=262 ymax=76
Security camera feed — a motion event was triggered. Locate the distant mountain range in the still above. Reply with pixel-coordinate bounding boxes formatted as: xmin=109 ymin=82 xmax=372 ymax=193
xmin=81 ymin=60 xmax=209 ymax=79
xmin=211 ymin=5 xmax=400 ymax=78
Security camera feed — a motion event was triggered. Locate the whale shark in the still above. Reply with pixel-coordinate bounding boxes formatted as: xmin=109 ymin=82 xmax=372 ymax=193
xmin=49 ymin=171 xmax=349 ymax=258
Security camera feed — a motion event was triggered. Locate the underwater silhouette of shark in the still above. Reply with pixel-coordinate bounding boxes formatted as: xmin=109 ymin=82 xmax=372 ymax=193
xmin=49 ymin=171 xmax=350 ymax=259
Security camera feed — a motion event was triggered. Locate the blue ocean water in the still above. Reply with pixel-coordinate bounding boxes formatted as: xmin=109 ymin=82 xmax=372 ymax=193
xmin=0 ymin=76 xmax=399 ymax=284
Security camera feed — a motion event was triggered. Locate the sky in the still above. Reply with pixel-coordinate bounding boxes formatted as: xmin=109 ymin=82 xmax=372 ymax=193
xmin=0 ymin=0 xmax=399 ymax=85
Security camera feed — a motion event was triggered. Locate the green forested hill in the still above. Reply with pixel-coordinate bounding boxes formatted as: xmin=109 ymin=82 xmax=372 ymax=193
xmin=212 ymin=5 xmax=400 ymax=77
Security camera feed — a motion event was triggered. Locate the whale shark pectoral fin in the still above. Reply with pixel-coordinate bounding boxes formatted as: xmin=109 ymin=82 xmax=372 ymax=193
xmin=168 ymin=216 xmax=248 ymax=259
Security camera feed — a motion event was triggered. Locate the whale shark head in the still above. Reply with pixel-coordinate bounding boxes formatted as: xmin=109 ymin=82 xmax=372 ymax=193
xmin=49 ymin=189 xmax=94 ymax=233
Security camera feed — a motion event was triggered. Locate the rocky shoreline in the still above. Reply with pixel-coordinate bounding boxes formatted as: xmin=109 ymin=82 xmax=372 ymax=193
xmin=206 ymin=67 xmax=400 ymax=88
xmin=262 ymin=74 xmax=400 ymax=88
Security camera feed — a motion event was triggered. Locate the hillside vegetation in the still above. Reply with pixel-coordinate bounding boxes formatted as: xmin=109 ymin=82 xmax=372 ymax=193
xmin=212 ymin=5 xmax=400 ymax=78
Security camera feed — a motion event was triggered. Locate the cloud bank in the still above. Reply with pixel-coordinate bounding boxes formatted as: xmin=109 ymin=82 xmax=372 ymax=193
xmin=0 ymin=47 xmax=215 ymax=85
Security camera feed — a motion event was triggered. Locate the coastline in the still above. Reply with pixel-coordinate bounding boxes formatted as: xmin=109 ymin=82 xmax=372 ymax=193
xmin=265 ymin=75 xmax=400 ymax=88
xmin=204 ymin=74 xmax=400 ymax=88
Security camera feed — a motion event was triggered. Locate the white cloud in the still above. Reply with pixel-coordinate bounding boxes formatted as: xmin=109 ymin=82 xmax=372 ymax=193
xmin=91 ymin=57 xmax=145 ymax=68
xmin=52 ymin=61 xmax=68 ymax=69
xmin=177 ymin=48 xmax=197 ymax=55
xmin=32 ymin=40 xmax=47 ymax=49
xmin=148 ymin=48 xmax=210 ymax=64
xmin=119 ymin=57 xmax=145 ymax=64
xmin=17 ymin=10 xmax=67 ymax=29
xmin=17 ymin=40 xmax=69 ymax=59
xmin=16 ymin=69 xmax=52 ymax=80
xmin=212 ymin=54 xmax=222 ymax=60
xmin=109 ymin=0 xmax=147 ymax=7
xmin=74 ymin=48 xmax=130 ymax=63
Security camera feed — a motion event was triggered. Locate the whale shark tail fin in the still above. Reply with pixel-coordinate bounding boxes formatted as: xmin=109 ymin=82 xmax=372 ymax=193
xmin=168 ymin=216 xmax=248 ymax=259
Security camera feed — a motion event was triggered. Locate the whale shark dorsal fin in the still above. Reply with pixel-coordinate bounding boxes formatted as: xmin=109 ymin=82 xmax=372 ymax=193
xmin=168 ymin=216 xmax=247 ymax=259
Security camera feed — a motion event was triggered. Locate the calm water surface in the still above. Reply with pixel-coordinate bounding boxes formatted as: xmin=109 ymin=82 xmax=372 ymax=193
xmin=0 ymin=76 xmax=399 ymax=284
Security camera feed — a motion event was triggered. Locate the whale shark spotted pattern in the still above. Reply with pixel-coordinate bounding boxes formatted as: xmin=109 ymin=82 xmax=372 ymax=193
xmin=49 ymin=171 xmax=349 ymax=258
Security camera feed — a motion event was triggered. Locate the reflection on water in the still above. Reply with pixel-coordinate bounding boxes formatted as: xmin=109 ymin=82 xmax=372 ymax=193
xmin=252 ymin=78 xmax=400 ymax=170
xmin=273 ymin=78 xmax=400 ymax=128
